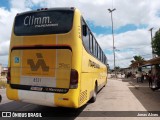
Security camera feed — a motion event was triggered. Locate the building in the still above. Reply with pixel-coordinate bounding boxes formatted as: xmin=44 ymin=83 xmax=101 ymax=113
xmin=1 ymin=67 xmax=8 ymax=76
xmin=0 ymin=64 xmax=8 ymax=76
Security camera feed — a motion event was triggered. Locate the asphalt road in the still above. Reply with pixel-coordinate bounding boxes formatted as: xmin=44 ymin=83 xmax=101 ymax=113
xmin=1 ymin=77 xmax=160 ymax=120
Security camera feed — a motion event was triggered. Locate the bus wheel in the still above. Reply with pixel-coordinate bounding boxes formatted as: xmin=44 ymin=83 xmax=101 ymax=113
xmin=104 ymin=78 xmax=107 ymax=87
xmin=90 ymin=83 xmax=97 ymax=103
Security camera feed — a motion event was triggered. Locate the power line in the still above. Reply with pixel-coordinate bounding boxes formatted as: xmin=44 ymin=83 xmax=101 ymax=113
xmin=106 ymin=45 xmax=152 ymax=51
xmin=108 ymin=53 xmax=152 ymax=61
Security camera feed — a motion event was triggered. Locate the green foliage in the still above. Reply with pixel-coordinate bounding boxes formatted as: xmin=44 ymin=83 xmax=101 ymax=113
xmin=130 ymin=55 xmax=145 ymax=64
xmin=152 ymin=30 xmax=160 ymax=56
xmin=115 ymin=66 xmax=120 ymax=70
xmin=131 ymin=55 xmax=144 ymax=63
xmin=133 ymin=55 xmax=144 ymax=61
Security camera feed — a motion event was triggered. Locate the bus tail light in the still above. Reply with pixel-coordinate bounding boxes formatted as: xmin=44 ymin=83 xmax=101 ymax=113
xmin=70 ymin=69 xmax=78 ymax=89
xmin=41 ymin=8 xmax=48 ymax=10
xmin=7 ymin=67 xmax=11 ymax=84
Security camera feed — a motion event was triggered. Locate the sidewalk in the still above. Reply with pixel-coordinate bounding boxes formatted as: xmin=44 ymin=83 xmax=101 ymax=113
xmin=120 ymin=77 xmax=160 ymax=111
xmin=122 ymin=77 xmax=150 ymax=88
xmin=0 ymin=88 xmax=12 ymax=105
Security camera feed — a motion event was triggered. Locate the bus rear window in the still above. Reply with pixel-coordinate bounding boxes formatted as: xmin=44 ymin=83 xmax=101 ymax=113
xmin=14 ymin=10 xmax=74 ymax=36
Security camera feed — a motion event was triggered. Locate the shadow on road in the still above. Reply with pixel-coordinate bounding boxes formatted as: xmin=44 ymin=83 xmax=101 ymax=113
xmin=122 ymin=77 xmax=160 ymax=111
xmin=0 ymin=86 xmax=105 ymax=119
xmin=122 ymin=78 xmax=131 ymax=82
xmin=27 ymin=104 xmax=88 ymax=119
xmin=0 ymin=99 xmax=89 ymax=119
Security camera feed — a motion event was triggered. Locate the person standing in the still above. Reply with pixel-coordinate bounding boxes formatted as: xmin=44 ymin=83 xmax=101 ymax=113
xmin=148 ymin=70 xmax=152 ymax=87
xmin=141 ymin=72 xmax=144 ymax=83
xmin=136 ymin=71 xmax=141 ymax=83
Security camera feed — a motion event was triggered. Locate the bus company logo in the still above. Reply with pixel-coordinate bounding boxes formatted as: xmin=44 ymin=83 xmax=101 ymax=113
xmin=88 ymin=60 xmax=100 ymax=69
xmin=23 ymin=15 xmax=58 ymax=28
xmin=27 ymin=53 xmax=49 ymax=72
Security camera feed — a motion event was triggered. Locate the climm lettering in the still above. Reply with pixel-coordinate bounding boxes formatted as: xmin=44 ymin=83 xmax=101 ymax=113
xmin=24 ymin=16 xmax=52 ymax=26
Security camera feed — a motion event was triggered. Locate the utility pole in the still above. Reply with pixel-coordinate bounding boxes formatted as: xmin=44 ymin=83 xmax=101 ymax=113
xmin=108 ymin=8 xmax=116 ymax=76
xmin=149 ymin=27 xmax=155 ymax=58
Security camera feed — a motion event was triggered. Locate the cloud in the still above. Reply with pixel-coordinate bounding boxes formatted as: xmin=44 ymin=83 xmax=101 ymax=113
xmin=31 ymin=0 xmax=160 ymax=28
xmin=0 ymin=8 xmax=14 ymax=66
xmin=0 ymin=8 xmax=12 ymax=42
xmin=0 ymin=1 xmax=31 ymax=66
xmin=10 ymin=0 xmax=26 ymax=10
xmin=0 ymin=0 xmax=160 ymax=68
xmin=96 ymin=29 xmax=153 ymax=68
xmin=0 ymin=41 xmax=10 ymax=55
xmin=0 ymin=7 xmax=26 ymax=54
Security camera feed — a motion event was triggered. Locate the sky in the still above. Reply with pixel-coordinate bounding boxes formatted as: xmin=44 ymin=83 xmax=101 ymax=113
xmin=0 ymin=0 xmax=160 ymax=69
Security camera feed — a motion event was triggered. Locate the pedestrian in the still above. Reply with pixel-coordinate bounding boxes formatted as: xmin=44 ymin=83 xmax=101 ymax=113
xmin=136 ymin=72 xmax=141 ymax=83
xmin=151 ymin=66 xmax=160 ymax=90
xmin=121 ymin=72 xmax=123 ymax=78
xmin=155 ymin=69 xmax=160 ymax=88
xmin=148 ymin=70 xmax=152 ymax=87
xmin=141 ymin=72 xmax=144 ymax=83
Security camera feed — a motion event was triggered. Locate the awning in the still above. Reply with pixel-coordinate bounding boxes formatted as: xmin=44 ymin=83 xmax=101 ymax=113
xmin=130 ymin=61 xmax=146 ymax=68
xmin=143 ymin=57 xmax=160 ymax=66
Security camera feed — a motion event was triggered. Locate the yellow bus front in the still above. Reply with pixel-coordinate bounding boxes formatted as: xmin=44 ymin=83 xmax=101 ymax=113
xmin=6 ymin=8 xmax=82 ymax=108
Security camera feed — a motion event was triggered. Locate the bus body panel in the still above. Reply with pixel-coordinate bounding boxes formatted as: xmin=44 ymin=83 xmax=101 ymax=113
xmin=6 ymin=84 xmax=19 ymax=101
xmin=79 ymin=47 xmax=107 ymax=106
xmin=11 ymin=49 xmax=72 ymax=88
xmin=7 ymin=8 xmax=82 ymax=108
xmin=6 ymin=84 xmax=80 ymax=108
xmin=6 ymin=8 xmax=107 ymax=108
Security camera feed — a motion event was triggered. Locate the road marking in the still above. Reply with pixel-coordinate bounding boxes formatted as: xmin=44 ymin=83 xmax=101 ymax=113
xmin=22 ymin=104 xmax=32 ymax=108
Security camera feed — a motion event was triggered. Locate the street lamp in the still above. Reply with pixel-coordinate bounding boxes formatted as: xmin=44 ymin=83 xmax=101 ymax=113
xmin=149 ymin=27 xmax=154 ymax=58
xmin=108 ymin=8 xmax=116 ymax=75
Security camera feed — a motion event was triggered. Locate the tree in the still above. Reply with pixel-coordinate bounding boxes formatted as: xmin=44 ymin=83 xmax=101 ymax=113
xmin=130 ymin=60 xmax=134 ymax=63
xmin=132 ymin=55 xmax=144 ymax=62
xmin=130 ymin=55 xmax=145 ymax=68
xmin=115 ymin=66 xmax=120 ymax=70
xmin=152 ymin=30 xmax=160 ymax=56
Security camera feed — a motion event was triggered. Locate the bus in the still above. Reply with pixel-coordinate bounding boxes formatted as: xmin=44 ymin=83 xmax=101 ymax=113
xmin=6 ymin=7 xmax=108 ymax=108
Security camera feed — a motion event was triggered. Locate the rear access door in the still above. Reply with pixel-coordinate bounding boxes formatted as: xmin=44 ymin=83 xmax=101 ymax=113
xmin=10 ymin=46 xmax=72 ymax=93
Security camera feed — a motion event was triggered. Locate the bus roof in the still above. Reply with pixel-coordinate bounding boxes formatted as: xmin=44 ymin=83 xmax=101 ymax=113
xmin=16 ymin=7 xmax=75 ymax=16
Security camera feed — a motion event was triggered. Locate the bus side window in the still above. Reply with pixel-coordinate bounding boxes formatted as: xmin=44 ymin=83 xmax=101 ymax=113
xmin=95 ymin=41 xmax=97 ymax=58
xmin=82 ymin=20 xmax=90 ymax=52
xmin=102 ymin=52 xmax=104 ymax=63
xmin=98 ymin=47 xmax=100 ymax=60
xmin=83 ymin=25 xmax=87 ymax=36
xmin=98 ymin=47 xmax=101 ymax=60
xmin=93 ymin=37 xmax=96 ymax=56
xmin=90 ymin=34 xmax=93 ymax=53
xmin=97 ymin=43 xmax=99 ymax=58
xmin=106 ymin=58 xmax=108 ymax=65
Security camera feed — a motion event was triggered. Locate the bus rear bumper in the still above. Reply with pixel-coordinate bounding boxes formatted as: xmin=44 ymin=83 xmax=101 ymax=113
xmin=6 ymin=84 xmax=56 ymax=107
xmin=6 ymin=84 xmax=80 ymax=108
xmin=19 ymin=90 xmax=56 ymax=107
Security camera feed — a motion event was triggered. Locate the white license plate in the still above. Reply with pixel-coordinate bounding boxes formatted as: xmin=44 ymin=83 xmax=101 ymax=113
xmin=20 ymin=76 xmax=56 ymax=87
xmin=30 ymin=87 xmax=43 ymax=91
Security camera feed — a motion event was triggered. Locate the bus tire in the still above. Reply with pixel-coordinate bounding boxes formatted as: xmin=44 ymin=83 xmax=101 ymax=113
xmin=90 ymin=83 xmax=97 ymax=103
xmin=104 ymin=78 xmax=107 ymax=87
